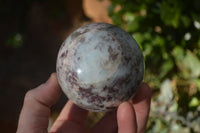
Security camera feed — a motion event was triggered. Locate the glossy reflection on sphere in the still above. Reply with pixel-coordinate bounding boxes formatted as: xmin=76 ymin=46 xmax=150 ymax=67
xmin=56 ymin=23 xmax=144 ymax=112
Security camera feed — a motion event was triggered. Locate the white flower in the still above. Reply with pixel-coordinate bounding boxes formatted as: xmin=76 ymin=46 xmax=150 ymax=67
xmin=194 ymin=20 xmax=200 ymax=29
xmin=184 ymin=32 xmax=191 ymax=41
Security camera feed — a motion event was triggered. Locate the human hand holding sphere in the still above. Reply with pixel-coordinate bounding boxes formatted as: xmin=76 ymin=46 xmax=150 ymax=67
xmin=17 ymin=23 xmax=151 ymax=133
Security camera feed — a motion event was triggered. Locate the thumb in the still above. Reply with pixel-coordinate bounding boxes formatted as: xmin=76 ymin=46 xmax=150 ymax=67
xmin=17 ymin=73 xmax=61 ymax=133
xmin=117 ymin=102 xmax=137 ymax=133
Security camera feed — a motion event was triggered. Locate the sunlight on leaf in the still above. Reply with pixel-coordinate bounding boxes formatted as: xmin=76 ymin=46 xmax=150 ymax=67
xmin=189 ymin=97 xmax=200 ymax=107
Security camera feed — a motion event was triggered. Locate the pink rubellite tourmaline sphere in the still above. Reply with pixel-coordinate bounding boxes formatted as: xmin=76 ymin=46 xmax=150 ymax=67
xmin=56 ymin=23 xmax=144 ymax=112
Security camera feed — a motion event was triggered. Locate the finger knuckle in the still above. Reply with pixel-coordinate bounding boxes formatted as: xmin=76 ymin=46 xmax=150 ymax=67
xmin=24 ymin=89 xmax=35 ymax=103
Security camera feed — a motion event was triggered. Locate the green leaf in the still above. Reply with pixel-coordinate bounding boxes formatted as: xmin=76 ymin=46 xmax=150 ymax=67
xmin=181 ymin=15 xmax=191 ymax=28
xmin=160 ymin=0 xmax=182 ymax=28
xmin=133 ymin=33 xmax=144 ymax=47
xmin=189 ymin=97 xmax=200 ymax=107
xmin=173 ymin=47 xmax=200 ymax=78
xmin=172 ymin=46 xmax=184 ymax=61
xmin=194 ymin=79 xmax=200 ymax=91
xmin=184 ymin=50 xmax=200 ymax=78
xmin=151 ymin=119 xmax=168 ymax=133
xmin=169 ymin=102 xmax=178 ymax=112
xmin=124 ymin=12 xmax=135 ymax=22
xmin=159 ymin=59 xmax=174 ymax=78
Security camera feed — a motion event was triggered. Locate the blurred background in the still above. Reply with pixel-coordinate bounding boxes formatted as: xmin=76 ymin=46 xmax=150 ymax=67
xmin=0 ymin=0 xmax=200 ymax=132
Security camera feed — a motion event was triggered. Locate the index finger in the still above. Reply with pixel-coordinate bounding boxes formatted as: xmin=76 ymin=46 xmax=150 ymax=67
xmin=17 ymin=73 xmax=61 ymax=133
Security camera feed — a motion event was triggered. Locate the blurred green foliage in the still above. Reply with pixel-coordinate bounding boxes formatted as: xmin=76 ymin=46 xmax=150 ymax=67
xmin=108 ymin=0 xmax=200 ymax=132
xmin=0 ymin=0 xmax=40 ymax=48
xmin=5 ymin=33 xmax=23 ymax=48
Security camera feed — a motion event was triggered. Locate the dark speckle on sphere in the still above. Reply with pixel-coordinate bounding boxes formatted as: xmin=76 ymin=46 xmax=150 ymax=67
xmin=56 ymin=23 xmax=144 ymax=112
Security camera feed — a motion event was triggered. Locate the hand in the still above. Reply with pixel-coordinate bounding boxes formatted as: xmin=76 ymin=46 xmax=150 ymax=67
xmin=16 ymin=73 xmax=151 ymax=133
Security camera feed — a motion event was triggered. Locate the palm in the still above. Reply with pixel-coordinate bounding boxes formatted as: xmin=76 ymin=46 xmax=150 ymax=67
xmin=17 ymin=73 xmax=151 ymax=133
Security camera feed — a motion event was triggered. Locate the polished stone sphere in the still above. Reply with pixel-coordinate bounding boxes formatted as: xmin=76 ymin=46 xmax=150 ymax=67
xmin=56 ymin=23 xmax=144 ymax=112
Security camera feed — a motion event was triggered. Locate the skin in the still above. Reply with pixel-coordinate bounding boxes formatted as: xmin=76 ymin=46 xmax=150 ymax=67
xmin=16 ymin=73 xmax=151 ymax=133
